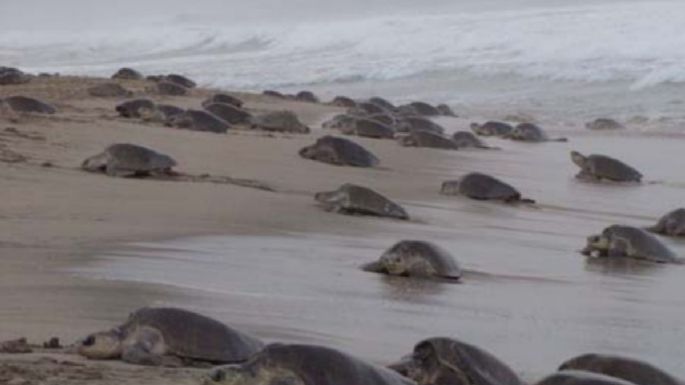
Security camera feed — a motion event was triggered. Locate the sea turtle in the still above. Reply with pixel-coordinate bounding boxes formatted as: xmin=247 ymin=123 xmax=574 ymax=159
xmin=452 ymin=131 xmax=494 ymax=149
xmin=505 ymin=123 xmax=567 ymax=142
xmin=536 ymin=371 xmax=640 ymax=385
xmin=0 ymin=67 xmax=30 ymax=85
xmin=407 ymin=102 xmax=440 ymax=116
xmin=202 ymin=93 xmax=244 ymax=108
xmin=404 ymin=117 xmax=445 ymax=134
xmin=81 ymin=143 xmax=177 ymax=177
xmin=3 ymin=96 xmax=56 ymax=114
xmin=299 ymin=136 xmax=379 ymax=167
xmin=77 ymin=307 xmax=263 ymax=366
xmin=581 ymin=225 xmax=680 ymax=263
xmin=138 ymin=104 xmax=184 ymax=123
xmin=586 ymin=118 xmax=624 ymax=130
xmin=441 ymin=173 xmax=535 ymax=203
xmin=111 ymin=68 xmax=143 ymax=80
xmin=251 ymin=110 xmax=310 ymax=133
xmin=362 ymin=241 xmax=461 ymax=281
xmin=263 ymin=90 xmax=286 ymax=99
xmin=87 ymin=82 xmax=133 ymax=98
xmin=353 ymin=102 xmax=387 ymax=116
xmin=570 ymin=151 xmax=642 ymax=183
xmin=369 ymin=97 xmax=397 ymax=112
xmin=204 ymin=103 xmax=252 ymax=125
xmin=314 ymin=183 xmax=408 ymax=220
xmin=207 ymin=343 xmax=414 ymax=385
xmin=647 ymin=208 xmax=685 ymax=237
xmin=164 ymin=74 xmax=196 ymax=88
xmin=329 ymin=95 xmax=358 ymax=108
xmin=157 ymin=81 xmax=188 ymax=96
xmin=388 ymin=337 xmax=524 ymax=385
xmin=295 ymin=90 xmax=319 ymax=103
xmin=559 ymin=354 xmax=683 ymax=385
xmin=116 ymin=99 xmax=155 ymax=118
xmin=339 ymin=118 xmax=395 ymax=139
xmin=322 ymin=114 xmax=357 ymax=130
xmin=436 ymin=104 xmax=456 ymax=117
xmin=167 ymin=109 xmax=230 ymax=133
xmin=399 ymin=131 xmax=459 ymax=150
xmin=470 ymin=121 xmax=513 ymax=137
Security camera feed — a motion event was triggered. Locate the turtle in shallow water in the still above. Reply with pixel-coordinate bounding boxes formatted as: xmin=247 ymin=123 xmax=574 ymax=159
xmin=581 ymin=225 xmax=680 ymax=264
xmin=251 ymin=110 xmax=310 ymax=133
xmin=3 ymin=96 xmax=56 ymax=114
xmin=388 ymin=337 xmax=524 ymax=385
xmin=315 ymin=183 xmax=408 ymax=220
xmin=167 ymin=109 xmax=230 ymax=133
xmin=647 ymin=208 xmax=685 ymax=237
xmin=452 ymin=131 xmax=495 ymax=149
xmin=536 ymin=371 xmax=641 ymax=385
xmin=77 ymin=307 xmax=263 ymax=366
xmin=570 ymin=151 xmax=642 ymax=183
xmin=399 ymin=130 xmax=458 ymax=150
xmin=116 ymin=99 xmax=155 ymax=118
xmin=363 ymin=241 xmax=461 ymax=281
xmin=470 ymin=121 xmax=513 ymax=137
xmin=204 ymin=103 xmax=252 ymax=125
xmin=505 ymin=123 xmax=567 ymax=142
xmin=81 ymin=143 xmax=177 ymax=177
xmin=299 ymin=136 xmax=379 ymax=167
xmin=441 ymin=173 xmax=535 ymax=203
xmin=559 ymin=354 xmax=683 ymax=385
xmin=207 ymin=343 xmax=414 ymax=385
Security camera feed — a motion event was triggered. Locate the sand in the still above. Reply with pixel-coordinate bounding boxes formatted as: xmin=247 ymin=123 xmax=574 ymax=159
xmin=1 ymin=75 xmax=684 ymax=384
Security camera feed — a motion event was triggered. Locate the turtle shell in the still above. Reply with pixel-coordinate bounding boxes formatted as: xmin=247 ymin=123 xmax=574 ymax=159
xmin=400 ymin=131 xmax=458 ymax=150
xmin=82 ymin=143 xmax=176 ymax=176
xmin=585 ymin=155 xmax=642 ymax=182
xmin=380 ymin=241 xmax=461 ymax=279
xmin=315 ymin=183 xmax=408 ymax=220
xmin=558 ymin=354 xmax=682 ymax=385
xmin=453 ymin=173 xmax=521 ymax=201
xmin=4 ymin=96 xmax=56 ymax=114
xmin=536 ymin=370 xmax=639 ymax=385
xmin=123 ymin=307 xmax=263 ymax=363
xmin=299 ymin=136 xmax=379 ymax=167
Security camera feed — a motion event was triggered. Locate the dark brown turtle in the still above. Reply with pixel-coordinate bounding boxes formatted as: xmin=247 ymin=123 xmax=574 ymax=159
xmin=299 ymin=136 xmax=379 ymax=167
xmin=295 ymin=90 xmax=319 ymax=103
xmin=363 ymin=241 xmax=461 ymax=281
xmin=441 ymin=173 xmax=535 ymax=203
xmin=559 ymin=354 xmax=683 ymax=385
xmin=388 ymin=337 xmax=524 ymax=385
xmin=77 ymin=307 xmax=263 ymax=366
xmin=3 ymin=96 xmax=56 ymax=114
xmin=111 ymin=68 xmax=143 ymax=80
xmin=315 ymin=183 xmax=408 ymax=220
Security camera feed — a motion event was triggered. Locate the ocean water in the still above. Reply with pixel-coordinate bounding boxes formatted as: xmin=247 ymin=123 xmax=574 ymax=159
xmin=2 ymin=0 xmax=685 ymax=121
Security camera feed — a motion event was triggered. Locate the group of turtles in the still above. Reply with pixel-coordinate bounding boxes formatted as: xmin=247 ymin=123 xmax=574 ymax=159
xmin=73 ymin=307 xmax=684 ymax=385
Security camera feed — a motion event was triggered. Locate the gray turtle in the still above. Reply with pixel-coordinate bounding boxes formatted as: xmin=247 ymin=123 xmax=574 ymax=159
xmin=168 ymin=109 xmax=230 ymax=133
xmin=139 ymin=104 xmax=184 ymax=123
xmin=329 ymin=95 xmax=358 ymax=108
xmin=353 ymin=102 xmax=387 ymax=116
xmin=322 ymin=114 xmax=357 ymax=130
xmin=436 ymin=104 xmax=456 ymax=117
xmin=452 ymin=131 xmax=494 ymax=149
xmin=339 ymin=118 xmax=395 ymax=139
xmin=207 ymin=343 xmax=414 ymax=385
xmin=559 ymin=354 xmax=683 ymax=385
xmin=570 ymin=151 xmax=642 ymax=183
xmin=87 ymin=82 xmax=133 ymax=98
xmin=295 ymin=90 xmax=319 ymax=103
xmin=470 ymin=121 xmax=513 ymax=137
xmin=369 ymin=97 xmax=397 ymax=112
xmin=164 ymin=74 xmax=196 ymax=88
xmin=0 ymin=67 xmax=31 ymax=85
xmin=404 ymin=117 xmax=445 ymax=134
xmin=251 ymin=110 xmax=309 ymax=134
xmin=77 ymin=307 xmax=263 ymax=366
xmin=363 ymin=241 xmax=461 ymax=281
xmin=365 ymin=113 xmax=398 ymax=127
xmin=647 ymin=208 xmax=685 ymax=237
xmin=406 ymin=102 xmax=440 ymax=116
xmin=388 ymin=337 xmax=524 ymax=385
xmin=586 ymin=118 xmax=624 ymax=130
xmin=82 ymin=143 xmax=177 ymax=177
xmin=581 ymin=225 xmax=680 ymax=264
xmin=111 ymin=68 xmax=143 ymax=80
xmin=116 ymin=99 xmax=155 ymax=118
xmin=205 ymin=103 xmax=252 ymax=125
xmin=315 ymin=183 xmax=408 ymax=220
xmin=3 ymin=96 xmax=56 ymax=114
xmin=157 ymin=81 xmax=188 ymax=96
xmin=506 ymin=123 xmax=567 ymax=142
xmin=202 ymin=93 xmax=244 ymax=108
xmin=399 ymin=131 xmax=459 ymax=150
xmin=441 ymin=173 xmax=535 ymax=203
xmin=536 ymin=371 xmax=641 ymax=385
xmin=299 ymin=136 xmax=379 ymax=167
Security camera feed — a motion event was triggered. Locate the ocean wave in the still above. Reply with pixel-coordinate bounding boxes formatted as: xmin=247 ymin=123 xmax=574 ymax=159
xmin=1 ymin=1 xmax=684 ymax=90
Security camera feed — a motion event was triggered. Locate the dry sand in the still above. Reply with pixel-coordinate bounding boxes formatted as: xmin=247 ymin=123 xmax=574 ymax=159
xmin=1 ymin=75 xmax=684 ymax=384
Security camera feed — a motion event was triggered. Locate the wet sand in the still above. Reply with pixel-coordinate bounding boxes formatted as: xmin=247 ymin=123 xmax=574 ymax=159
xmin=1 ymin=75 xmax=684 ymax=383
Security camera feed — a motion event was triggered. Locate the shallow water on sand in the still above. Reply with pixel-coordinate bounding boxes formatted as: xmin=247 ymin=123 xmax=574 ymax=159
xmin=70 ymin=132 xmax=685 ymax=379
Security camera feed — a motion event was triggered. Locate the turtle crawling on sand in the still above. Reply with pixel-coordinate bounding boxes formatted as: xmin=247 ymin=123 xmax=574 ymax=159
xmin=362 ymin=240 xmax=461 ymax=281
xmin=116 ymin=99 xmax=155 ymax=118
xmin=388 ymin=337 xmax=524 ymax=385
xmin=3 ymin=96 xmax=56 ymax=114
xmin=536 ymin=371 xmax=641 ymax=385
xmin=299 ymin=136 xmax=379 ymax=167
xmin=207 ymin=343 xmax=414 ymax=385
xmin=339 ymin=117 xmax=395 ymax=139
xmin=82 ymin=143 xmax=177 ymax=177
xmin=570 ymin=151 xmax=642 ymax=183
xmin=441 ymin=173 xmax=535 ymax=204
xmin=251 ymin=110 xmax=310 ymax=134
xmin=167 ymin=109 xmax=230 ymax=133
xmin=315 ymin=184 xmax=408 ymax=220
xmin=452 ymin=131 xmax=495 ymax=149
xmin=398 ymin=130 xmax=458 ymax=150
xmin=470 ymin=121 xmax=513 ymax=137
xmin=505 ymin=123 xmax=567 ymax=142
xmin=77 ymin=307 xmax=263 ymax=367
xmin=559 ymin=354 xmax=683 ymax=385
xmin=647 ymin=208 xmax=685 ymax=237
xmin=581 ymin=225 xmax=680 ymax=264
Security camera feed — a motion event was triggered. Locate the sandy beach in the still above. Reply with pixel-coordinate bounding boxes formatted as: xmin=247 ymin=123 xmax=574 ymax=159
xmin=1 ymin=75 xmax=684 ymax=384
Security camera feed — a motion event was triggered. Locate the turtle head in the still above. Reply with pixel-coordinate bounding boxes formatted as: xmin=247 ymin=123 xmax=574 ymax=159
xmin=206 ymin=363 xmax=304 ymax=385
xmin=582 ymin=234 xmax=610 ymax=257
xmin=77 ymin=328 xmax=125 ymax=359
xmin=379 ymin=251 xmax=408 ymax=276
xmin=570 ymin=151 xmax=586 ymax=168
xmin=389 ymin=339 xmax=456 ymax=385
xmin=469 ymin=122 xmax=483 ymax=134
